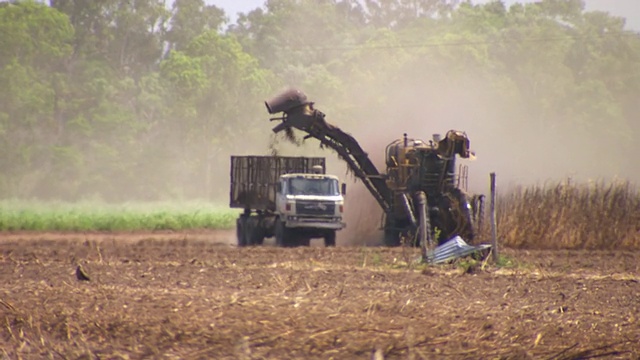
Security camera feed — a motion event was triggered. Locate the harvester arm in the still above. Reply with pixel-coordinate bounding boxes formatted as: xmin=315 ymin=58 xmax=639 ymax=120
xmin=265 ymin=89 xmax=392 ymax=214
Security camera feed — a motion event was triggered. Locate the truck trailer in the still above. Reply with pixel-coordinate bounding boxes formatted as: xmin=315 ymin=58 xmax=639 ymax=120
xmin=230 ymin=156 xmax=346 ymax=247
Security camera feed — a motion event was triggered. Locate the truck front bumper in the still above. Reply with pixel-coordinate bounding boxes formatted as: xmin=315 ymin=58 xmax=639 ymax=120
xmin=285 ymin=216 xmax=346 ymax=230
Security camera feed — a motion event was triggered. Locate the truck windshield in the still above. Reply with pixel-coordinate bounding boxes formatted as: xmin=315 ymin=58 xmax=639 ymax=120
xmin=288 ymin=177 xmax=339 ymax=196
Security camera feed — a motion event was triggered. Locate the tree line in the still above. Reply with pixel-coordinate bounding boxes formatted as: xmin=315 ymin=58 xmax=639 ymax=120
xmin=1 ymin=0 xmax=638 ymax=201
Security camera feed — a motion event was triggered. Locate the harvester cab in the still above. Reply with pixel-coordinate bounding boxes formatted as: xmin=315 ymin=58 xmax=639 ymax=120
xmin=385 ymin=131 xmax=473 ymax=196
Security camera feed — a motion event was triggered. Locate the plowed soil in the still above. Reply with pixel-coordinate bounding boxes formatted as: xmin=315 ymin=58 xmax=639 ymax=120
xmin=1 ymin=231 xmax=639 ymax=359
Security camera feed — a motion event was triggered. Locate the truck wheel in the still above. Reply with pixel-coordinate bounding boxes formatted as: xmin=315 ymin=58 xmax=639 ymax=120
xmin=275 ymin=218 xmax=290 ymax=247
xmin=246 ymin=220 xmax=265 ymax=246
xmin=244 ymin=220 xmax=254 ymax=246
xmin=236 ymin=217 xmax=247 ymax=247
xmin=252 ymin=230 xmax=265 ymax=245
xmin=324 ymin=230 xmax=336 ymax=247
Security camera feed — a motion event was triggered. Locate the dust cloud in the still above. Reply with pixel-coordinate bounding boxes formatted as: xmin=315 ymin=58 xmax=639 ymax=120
xmin=71 ymin=2 xmax=633 ymax=243
xmin=258 ymin=24 xmax=638 ymax=245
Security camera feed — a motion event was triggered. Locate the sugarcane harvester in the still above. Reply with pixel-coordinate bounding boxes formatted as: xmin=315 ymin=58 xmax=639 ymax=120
xmin=265 ymin=89 xmax=484 ymax=249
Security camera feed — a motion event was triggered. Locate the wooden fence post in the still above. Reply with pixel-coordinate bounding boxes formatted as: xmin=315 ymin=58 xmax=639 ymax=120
xmin=490 ymin=172 xmax=499 ymax=263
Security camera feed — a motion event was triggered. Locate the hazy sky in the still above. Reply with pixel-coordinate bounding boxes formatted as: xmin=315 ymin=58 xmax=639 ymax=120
xmin=207 ymin=0 xmax=640 ymax=30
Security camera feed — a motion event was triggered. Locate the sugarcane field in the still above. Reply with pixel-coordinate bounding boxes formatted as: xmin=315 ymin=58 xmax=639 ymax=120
xmin=1 ymin=230 xmax=639 ymax=359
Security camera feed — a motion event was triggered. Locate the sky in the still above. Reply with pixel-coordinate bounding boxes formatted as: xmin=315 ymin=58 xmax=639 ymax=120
xmin=206 ymin=0 xmax=640 ymax=30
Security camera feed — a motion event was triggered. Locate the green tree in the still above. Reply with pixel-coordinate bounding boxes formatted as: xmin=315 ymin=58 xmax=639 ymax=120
xmin=232 ymin=0 xmax=365 ymax=71
xmin=52 ymin=0 xmax=168 ymax=77
xmin=165 ymin=0 xmax=226 ymax=51
xmin=361 ymin=0 xmax=459 ymax=28
xmin=0 ymin=0 xmax=639 ymax=201
xmin=160 ymin=31 xmax=274 ymax=198
xmin=0 ymin=1 xmax=74 ymax=196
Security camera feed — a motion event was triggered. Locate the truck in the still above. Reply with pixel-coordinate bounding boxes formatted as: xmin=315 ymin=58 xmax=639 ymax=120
xmin=230 ymin=155 xmax=346 ymax=247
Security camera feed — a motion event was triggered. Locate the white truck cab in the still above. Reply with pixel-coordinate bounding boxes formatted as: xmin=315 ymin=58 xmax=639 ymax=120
xmin=276 ymin=173 xmax=346 ymax=230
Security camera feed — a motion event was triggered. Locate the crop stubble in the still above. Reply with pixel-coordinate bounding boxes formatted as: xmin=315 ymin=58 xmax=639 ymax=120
xmin=0 ymin=233 xmax=639 ymax=359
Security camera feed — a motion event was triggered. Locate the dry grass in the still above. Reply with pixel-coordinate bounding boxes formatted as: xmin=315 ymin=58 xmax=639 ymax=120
xmin=496 ymin=180 xmax=640 ymax=249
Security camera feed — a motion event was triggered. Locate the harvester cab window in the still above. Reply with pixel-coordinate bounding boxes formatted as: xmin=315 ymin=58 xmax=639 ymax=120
xmin=288 ymin=177 xmax=339 ymax=196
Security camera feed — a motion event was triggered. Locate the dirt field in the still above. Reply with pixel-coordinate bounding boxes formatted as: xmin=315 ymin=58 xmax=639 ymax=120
xmin=1 ymin=231 xmax=639 ymax=359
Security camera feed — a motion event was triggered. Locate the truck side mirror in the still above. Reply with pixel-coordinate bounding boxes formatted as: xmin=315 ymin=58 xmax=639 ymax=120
xmin=341 ymin=183 xmax=347 ymax=196
xmin=276 ymin=182 xmax=282 ymax=193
